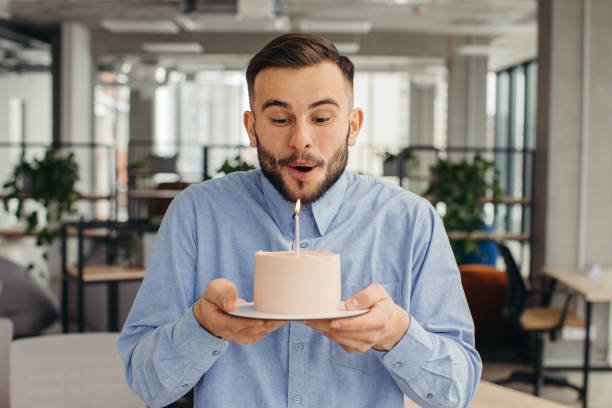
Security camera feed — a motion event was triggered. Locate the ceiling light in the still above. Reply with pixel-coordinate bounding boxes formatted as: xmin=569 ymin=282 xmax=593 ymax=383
xmin=237 ymin=0 xmax=276 ymax=19
xmin=176 ymin=61 xmax=226 ymax=72
xmin=141 ymin=42 xmax=203 ymax=54
xmin=175 ymin=14 xmax=290 ymax=33
xmin=101 ymin=20 xmax=180 ymax=34
xmin=392 ymin=0 xmax=424 ymax=4
xmin=297 ymin=19 xmax=372 ymax=34
xmin=456 ymin=44 xmax=512 ymax=57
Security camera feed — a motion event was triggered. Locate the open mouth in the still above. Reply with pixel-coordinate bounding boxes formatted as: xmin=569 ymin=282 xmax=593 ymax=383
xmin=288 ymin=162 xmax=317 ymax=178
xmin=289 ymin=161 xmax=316 ymax=173
xmin=293 ymin=166 xmax=314 ymax=173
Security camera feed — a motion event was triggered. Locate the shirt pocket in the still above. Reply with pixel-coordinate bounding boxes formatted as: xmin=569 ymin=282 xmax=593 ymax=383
xmin=331 ymin=281 xmax=400 ymax=372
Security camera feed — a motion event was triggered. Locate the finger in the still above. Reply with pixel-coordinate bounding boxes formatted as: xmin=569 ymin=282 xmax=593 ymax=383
xmin=302 ymin=320 xmax=331 ymax=333
xmin=345 ymin=283 xmax=390 ymax=311
xmin=236 ymin=322 xmax=288 ymax=342
xmin=213 ymin=311 xmax=264 ymax=332
xmin=302 ymin=319 xmax=332 ymax=327
xmin=329 ymin=304 xmax=388 ymax=331
xmin=304 ymin=320 xmax=378 ymax=351
xmin=262 ymin=320 xmax=289 ymax=330
xmin=204 ymin=279 xmax=239 ymax=312
xmin=201 ymin=298 xmax=263 ymax=329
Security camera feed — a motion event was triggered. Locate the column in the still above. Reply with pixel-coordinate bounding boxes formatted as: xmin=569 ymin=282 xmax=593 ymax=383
xmin=128 ymin=89 xmax=154 ymax=164
xmin=59 ymin=22 xmax=94 ymax=207
xmin=535 ymin=0 xmax=612 ymax=366
xmin=408 ymin=77 xmax=436 ymax=194
xmin=409 ymin=79 xmax=435 ymax=147
xmin=446 ymin=44 xmax=488 ymax=151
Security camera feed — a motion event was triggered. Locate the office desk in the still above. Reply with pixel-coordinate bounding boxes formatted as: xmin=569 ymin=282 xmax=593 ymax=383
xmin=541 ymin=266 xmax=612 ymax=408
xmin=404 ymin=380 xmax=568 ymax=408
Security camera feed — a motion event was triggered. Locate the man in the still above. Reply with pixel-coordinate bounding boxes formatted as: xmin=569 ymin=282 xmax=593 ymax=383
xmin=118 ymin=33 xmax=481 ymax=408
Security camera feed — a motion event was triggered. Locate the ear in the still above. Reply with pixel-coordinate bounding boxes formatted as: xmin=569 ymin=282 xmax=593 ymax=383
xmin=243 ymin=111 xmax=257 ymax=147
xmin=348 ymin=108 xmax=363 ymax=147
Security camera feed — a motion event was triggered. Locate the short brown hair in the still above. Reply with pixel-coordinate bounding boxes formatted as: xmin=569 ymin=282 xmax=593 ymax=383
xmin=246 ymin=33 xmax=354 ymax=105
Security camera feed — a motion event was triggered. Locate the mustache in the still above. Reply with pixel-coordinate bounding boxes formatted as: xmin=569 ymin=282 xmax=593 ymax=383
xmin=277 ymin=152 xmax=325 ymax=167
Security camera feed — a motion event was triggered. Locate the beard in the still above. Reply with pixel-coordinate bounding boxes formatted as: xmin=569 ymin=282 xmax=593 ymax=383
xmin=254 ymin=127 xmax=349 ymax=204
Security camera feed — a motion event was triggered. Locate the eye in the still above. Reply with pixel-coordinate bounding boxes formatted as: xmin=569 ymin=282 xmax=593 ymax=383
xmin=313 ymin=116 xmax=331 ymax=124
xmin=270 ymin=116 xmax=293 ymax=126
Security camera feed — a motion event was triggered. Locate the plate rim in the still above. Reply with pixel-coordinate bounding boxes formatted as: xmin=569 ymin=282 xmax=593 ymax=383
xmin=226 ymin=302 xmax=369 ymax=320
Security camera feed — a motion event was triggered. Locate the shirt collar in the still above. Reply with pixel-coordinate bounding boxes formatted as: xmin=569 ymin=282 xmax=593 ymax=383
xmin=260 ymin=171 xmax=348 ymax=236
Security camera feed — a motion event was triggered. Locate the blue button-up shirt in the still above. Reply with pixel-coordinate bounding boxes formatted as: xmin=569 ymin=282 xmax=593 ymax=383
xmin=118 ymin=170 xmax=481 ymax=408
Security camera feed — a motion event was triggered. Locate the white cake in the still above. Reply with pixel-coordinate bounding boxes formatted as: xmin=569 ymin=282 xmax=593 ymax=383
xmin=253 ymin=250 xmax=341 ymax=314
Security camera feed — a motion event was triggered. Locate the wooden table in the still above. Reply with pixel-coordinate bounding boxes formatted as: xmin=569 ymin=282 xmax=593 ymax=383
xmin=541 ymin=265 xmax=612 ymax=408
xmin=404 ymin=380 xmax=568 ymax=408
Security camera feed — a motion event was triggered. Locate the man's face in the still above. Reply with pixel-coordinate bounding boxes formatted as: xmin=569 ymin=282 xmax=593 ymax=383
xmin=244 ymin=61 xmax=363 ymax=204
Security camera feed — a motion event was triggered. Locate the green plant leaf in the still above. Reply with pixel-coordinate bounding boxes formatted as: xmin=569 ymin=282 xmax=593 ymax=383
xmin=425 ymin=154 xmax=501 ymax=263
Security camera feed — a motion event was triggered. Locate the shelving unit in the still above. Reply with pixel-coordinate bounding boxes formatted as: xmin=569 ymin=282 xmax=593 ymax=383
xmin=60 ymin=219 xmax=158 ymax=333
xmin=0 ymin=193 xmax=115 ymax=238
xmin=389 ymin=145 xmax=535 ymax=273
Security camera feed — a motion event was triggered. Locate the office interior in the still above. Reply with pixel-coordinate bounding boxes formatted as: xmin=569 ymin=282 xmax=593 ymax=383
xmin=1 ymin=1 xmax=612 ymax=407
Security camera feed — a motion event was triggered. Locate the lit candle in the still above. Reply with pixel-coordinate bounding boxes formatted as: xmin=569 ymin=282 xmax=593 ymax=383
xmin=294 ymin=198 xmax=301 ymax=256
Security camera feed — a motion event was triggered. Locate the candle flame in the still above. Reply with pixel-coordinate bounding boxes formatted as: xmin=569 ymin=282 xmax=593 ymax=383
xmin=294 ymin=198 xmax=301 ymax=213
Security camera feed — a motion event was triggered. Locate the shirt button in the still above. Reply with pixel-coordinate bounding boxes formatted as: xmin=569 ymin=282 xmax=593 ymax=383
xmin=393 ymin=362 xmax=402 ymax=368
xmin=212 ymin=350 xmax=221 ymax=356
xmin=295 ymin=343 xmax=304 ymax=351
xmin=293 ymin=395 xmax=302 ymax=404
xmin=426 ymin=393 xmax=434 ymax=399
xmin=181 ymin=384 xmax=189 ymax=388
xmin=299 ymin=242 xmax=308 ymax=248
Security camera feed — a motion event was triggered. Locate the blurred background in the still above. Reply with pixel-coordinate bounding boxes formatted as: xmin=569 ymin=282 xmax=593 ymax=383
xmin=1 ymin=1 xmax=612 ymax=407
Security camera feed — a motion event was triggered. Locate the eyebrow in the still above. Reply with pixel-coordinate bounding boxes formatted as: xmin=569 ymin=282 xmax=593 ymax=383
xmin=262 ymin=99 xmax=290 ymax=111
xmin=309 ymin=98 xmax=339 ymax=109
xmin=261 ymin=98 xmax=340 ymax=111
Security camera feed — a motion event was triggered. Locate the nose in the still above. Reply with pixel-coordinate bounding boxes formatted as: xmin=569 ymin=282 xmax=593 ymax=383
xmin=289 ymin=120 xmax=313 ymax=150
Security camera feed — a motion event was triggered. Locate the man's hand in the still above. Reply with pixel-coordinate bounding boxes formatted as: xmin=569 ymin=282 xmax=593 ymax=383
xmin=303 ymin=283 xmax=410 ymax=353
xmin=193 ymin=278 xmax=288 ymax=345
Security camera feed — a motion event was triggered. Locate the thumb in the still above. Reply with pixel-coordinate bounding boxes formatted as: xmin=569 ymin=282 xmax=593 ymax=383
xmin=204 ymin=279 xmax=239 ymax=312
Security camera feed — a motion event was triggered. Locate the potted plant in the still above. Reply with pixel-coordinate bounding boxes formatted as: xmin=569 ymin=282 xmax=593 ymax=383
xmin=424 ymin=155 xmax=502 ymax=263
xmin=2 ymin=149 xmax=80 ymax=279
xmin=217 ymin=154 xmax=256 ymax=175
xmin=381 ymin=149 xmax=419 ymax=177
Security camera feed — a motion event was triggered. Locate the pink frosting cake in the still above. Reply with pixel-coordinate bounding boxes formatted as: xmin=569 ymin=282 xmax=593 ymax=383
xmin=253 ymin=250 xmax=341 ymax=314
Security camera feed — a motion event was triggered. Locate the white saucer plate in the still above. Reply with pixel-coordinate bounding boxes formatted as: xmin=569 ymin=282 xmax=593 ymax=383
xmin=227 ymin=302 xmax=369 ymax=320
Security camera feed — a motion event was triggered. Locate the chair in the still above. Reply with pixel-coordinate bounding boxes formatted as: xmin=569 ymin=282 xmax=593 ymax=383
xmin=0 ymin=257 xmax=58 ymax=338
xmin=458 ymin=264 xmax=521 ymax=349
xmin=494 ymin=243 xmax=585 ymax=397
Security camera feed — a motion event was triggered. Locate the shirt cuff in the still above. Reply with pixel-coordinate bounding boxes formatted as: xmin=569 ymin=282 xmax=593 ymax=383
xmin=171 ymin=305 xmax=230 ymax=371
xmin=375 ymin=317 xmax=434 ymax=380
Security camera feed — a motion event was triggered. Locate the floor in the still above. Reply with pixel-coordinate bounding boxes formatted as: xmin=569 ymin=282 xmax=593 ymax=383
xmin=482 ymin=361 xmax=612 ymax=408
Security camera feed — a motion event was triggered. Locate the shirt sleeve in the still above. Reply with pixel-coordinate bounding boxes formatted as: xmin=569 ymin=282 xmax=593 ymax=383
xmin=376 ymin=201 xmax=482 ymax=408
xmin=117 ymin=188 xmax=228 ymax=408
